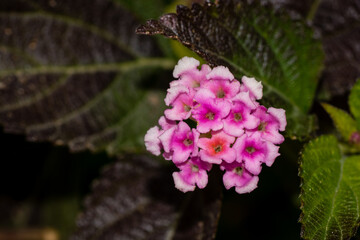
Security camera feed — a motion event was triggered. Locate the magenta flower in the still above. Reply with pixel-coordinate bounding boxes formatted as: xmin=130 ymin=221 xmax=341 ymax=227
xmin=223 ymin=92 xmax=260 ymax=137
xmin=233 ymin=133 xmax=280 ymax=175
xmin=192 ymin=89 xmax=231 ymax=133
xmin=221 ymin=161 xmax=259 ymax=194
xmin=233 ymin=134 xmax=266 ymax=175
xmin=144 ymin=57 xmax=286 ymax=194
xmin=198 ymin=131 xmax=236 ymax=164
xmin=159 ymin=121 xmax=200 ymax=164
xmin=173 ymin=157 xmax=212 ymax=192
xmin=202 ymin=78 xmax=240 ymax=100
xmin=164 ymin=91 xmax=195 ymax=121
xmin=250 ymin=106 xmax=285 ymax=144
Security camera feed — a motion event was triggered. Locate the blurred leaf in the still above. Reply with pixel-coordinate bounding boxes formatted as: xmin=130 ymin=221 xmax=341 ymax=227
xmin=115 ymin=0 xmax=170 ymax=20
xmin=349 ymin=80 xmax=360 ymax=125
xmin=269 ymin=0 xmax=360 ymax=96
xmin=321 ymin=103 xmax=357 ymax=141
xmin=136 ymin=0 xmax=324 ymax=139
xmin=0 ymin=0 xmax=175 ymax=155
xmin=71 ymin=155 xmax=222 ymax=240
xmin=300 ymin=135 xmax=360 ymax=240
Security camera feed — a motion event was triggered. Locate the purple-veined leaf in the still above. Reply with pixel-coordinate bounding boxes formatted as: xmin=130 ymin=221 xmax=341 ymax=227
xmin=71 ymin=155 xmax=222 ymax=240
xmin=0 ymin=0 xmax=174 ymax=155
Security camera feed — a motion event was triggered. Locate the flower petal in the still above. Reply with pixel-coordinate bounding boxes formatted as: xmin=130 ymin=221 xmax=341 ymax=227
xmin=268 ymin=107 xmax=287 ymax=131
xmin=144 ymin=126 xmax=161 ymax=156
xmin=173 ymin=172 xmax=195 ymax=192
xmin=241 ymin=76 xmax=263 ymax=100
xmin=207 ymin=66 xmax=234 ymax=81
xmin=173 ymin=56 xmax=200 ymax=78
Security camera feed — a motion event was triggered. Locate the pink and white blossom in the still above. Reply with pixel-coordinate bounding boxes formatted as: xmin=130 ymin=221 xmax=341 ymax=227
xmin=250 ymin=106 xmax=285 ymax=144
xmin=240 ymin=76 xmax=263 ymax=100
xmin=192 ymin=89 xmax=231 ymax=133
xmin=202 ymin=78 xmax=240 ymax=100
xmin=233 ymin=134 xmax=266 ymax=175
xmin=159 ymin=121 xmax=200 ymax=164
xmin=173 ymin=157 xmax=212 ymax=192
xmin=198 ymin=131 xmax=236 ymax=164
xmin=144 ymin=56 xmax=286 ymax=194
xmin=164 ymin=91 xmax=195 ymax=121
xmin=223 ymin=100 xmax=260 ymax=137
xmin=171 ymin=57 xmax=211 ymax=90
xmin=221 ymin=162 xmax=259 ymax=194
xmin=144 ymin=116 xmax=176 ymax=156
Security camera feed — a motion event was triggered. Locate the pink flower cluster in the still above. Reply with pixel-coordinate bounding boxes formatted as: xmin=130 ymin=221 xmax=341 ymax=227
xmin=145 ymin=57 xmax=286 ymax=194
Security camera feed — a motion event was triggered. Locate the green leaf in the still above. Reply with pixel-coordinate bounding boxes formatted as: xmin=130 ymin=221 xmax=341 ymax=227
xmin=349 ymin=80 xmax=360 ymax=124
xmin=300 ymin=135 xmax=360 ymax=240
xmin=136 ymin=0 xmax=324 ymax=138
xmin=71 ymin=155 xmax=222 ymax=240
xmin=0 ymin=0 xmax=175 ymax=155
xmin=321 ymin=103 xmax=357 ymax=141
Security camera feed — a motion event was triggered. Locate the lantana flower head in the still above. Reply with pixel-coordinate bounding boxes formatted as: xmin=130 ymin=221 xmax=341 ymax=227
xmin=145 ymin=57 xmax=286 ymax=194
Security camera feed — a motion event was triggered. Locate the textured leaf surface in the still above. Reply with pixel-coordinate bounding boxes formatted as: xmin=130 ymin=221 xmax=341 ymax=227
xmin=349 ymin=80 xmax=360 ymax=124
xmin=136 ymin=0 xmax=324 ymax=138
xmin=0 ymin=0 xmax=174 ymax=154
xmin=71 ymin=155 xmax=222 ymax=240
xmin=321 ymin=103 xmax=357 ymax=141
xmin=300 ymin=135 xmax=360 ymax=240
xmin=269 ymin=0 xmax=360 ymax=95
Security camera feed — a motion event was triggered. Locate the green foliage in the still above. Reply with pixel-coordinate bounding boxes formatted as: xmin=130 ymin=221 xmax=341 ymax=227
xmin=300 ymin=135 xmax=360 ymax=240
xmin=321 ymin=103 xmax=357 ymax=141
xmin=137 ymin=0 xmax=324 ymax=138
xmin=349 ymin=80 xmax=360 ymax=127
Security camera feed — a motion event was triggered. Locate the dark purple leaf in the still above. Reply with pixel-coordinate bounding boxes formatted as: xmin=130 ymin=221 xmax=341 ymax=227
xmin=71 ymin=155 xmax=222 ymax=240
xmin=269 ymin=0 xmax=360 ymax=95
xmin=0 ymin=0 xmax=174 ymax=155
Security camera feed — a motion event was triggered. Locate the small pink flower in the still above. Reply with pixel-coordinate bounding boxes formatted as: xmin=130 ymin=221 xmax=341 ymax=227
xmin=268 ymin=107 xmax=287 ymax=132
xmin=172 ymin=57 xmax=211 ymax=90
xmin=240 ymin=76 xmax=263 ymax=100
xmin=164 ymin=91 xmax=195 ymax=121
xmin=159 ymin=121 xmax=200 ymax=164
xmin=173 ymin=157 xmax=212 ymax=192
xmin=144 ymin=126 xmax=162 ymax=156
xmin=198 ymin=130 xmax=236 ymax=164
xmin=158 ymin=116 xmax=176 ymax=130
xmin=233 ymin=134 xmax=265 ymax=175
xmin=202 ymin=78 xmax=240 ymax=100
xmin=233 ymin=133 xmax=280 ymax=175
xmin=251 ymin=106 xmax=285 ymax=144
xmin=144 ymin=116 xmax=176 ymax=156
xmin=192 ymin=89 xmax=231 ymax=133
xmin=223 ymin=92 xmax=260 ymax=137
xmin=221 ymin=161 xmax=259 ymax=194
xmin=164 ymin=85 xmax=189 ymax=106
